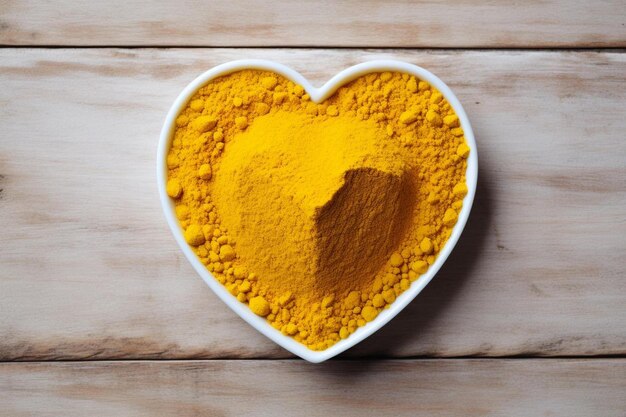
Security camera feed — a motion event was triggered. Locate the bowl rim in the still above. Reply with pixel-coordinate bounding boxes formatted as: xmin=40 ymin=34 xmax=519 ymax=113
xmin=157 ymin=59 xmax=478 ymax=363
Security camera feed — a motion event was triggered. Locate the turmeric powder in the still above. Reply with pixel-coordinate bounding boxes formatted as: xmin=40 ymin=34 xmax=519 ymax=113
xmin=167 ymin=70 xmax=469 ymax=350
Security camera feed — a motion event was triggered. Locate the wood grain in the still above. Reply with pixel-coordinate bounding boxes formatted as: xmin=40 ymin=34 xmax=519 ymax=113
xmin=1 ymin=359 xmax=625 ymax=417
xmin=1 ymin=1 xmax=626 ymax=48
xmin=0 ymin=49 xmax=625 ymax=360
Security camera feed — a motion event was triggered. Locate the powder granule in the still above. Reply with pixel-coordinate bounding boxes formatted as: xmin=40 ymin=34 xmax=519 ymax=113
xmin=167 ymin=69 xmax=469 ymax=350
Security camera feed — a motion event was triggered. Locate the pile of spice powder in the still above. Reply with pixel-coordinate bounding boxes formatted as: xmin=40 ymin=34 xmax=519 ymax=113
xmin=166 ymin=70 xmax=470 ymax=350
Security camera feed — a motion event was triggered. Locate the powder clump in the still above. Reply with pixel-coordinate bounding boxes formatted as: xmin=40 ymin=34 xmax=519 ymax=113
xmin=213 ymin=112 xmax=415 ymax=302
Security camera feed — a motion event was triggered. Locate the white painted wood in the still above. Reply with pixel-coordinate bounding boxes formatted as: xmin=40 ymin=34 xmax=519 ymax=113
xmin=1 ymin=359 xmax=625 ymax=417
xmin=0 ymin=49 xmax=624 ymax=359
xmin=1 ymin=1 xmax=625 ymax=47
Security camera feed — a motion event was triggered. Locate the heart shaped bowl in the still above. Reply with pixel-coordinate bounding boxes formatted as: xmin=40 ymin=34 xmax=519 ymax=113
xmin=157 ymin=59 xmax=477 ymax=363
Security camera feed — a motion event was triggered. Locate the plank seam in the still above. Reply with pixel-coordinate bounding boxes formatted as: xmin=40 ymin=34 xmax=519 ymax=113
xmin=0 ymin=45 xmax=625 ymax=52
xmin=2 ymin=355 xmax=625 ymax=363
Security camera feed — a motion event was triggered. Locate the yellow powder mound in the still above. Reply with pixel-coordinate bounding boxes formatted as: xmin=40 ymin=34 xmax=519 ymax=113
xmin=213 ymin=112 xmax=415 ymax=301
xmin=166 ymin=69 xmax=470 ymax=350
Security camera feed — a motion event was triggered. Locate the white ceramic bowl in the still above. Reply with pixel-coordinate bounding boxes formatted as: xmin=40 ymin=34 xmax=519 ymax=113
xmin=157 ymin=59 xmax=478 ymax=363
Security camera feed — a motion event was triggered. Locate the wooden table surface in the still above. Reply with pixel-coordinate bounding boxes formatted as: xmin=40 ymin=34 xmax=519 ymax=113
xmin=1 ymin=2 xmax=625 ymax=416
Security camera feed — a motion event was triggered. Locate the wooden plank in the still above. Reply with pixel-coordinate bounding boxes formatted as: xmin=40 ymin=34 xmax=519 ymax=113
xmin=0 ymin=49 xmax=625 ymax=360
xmin=1 ymin=1 xmax=625 ymax=47
xmin=0 ymin=359 xmax=624 ymax=417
